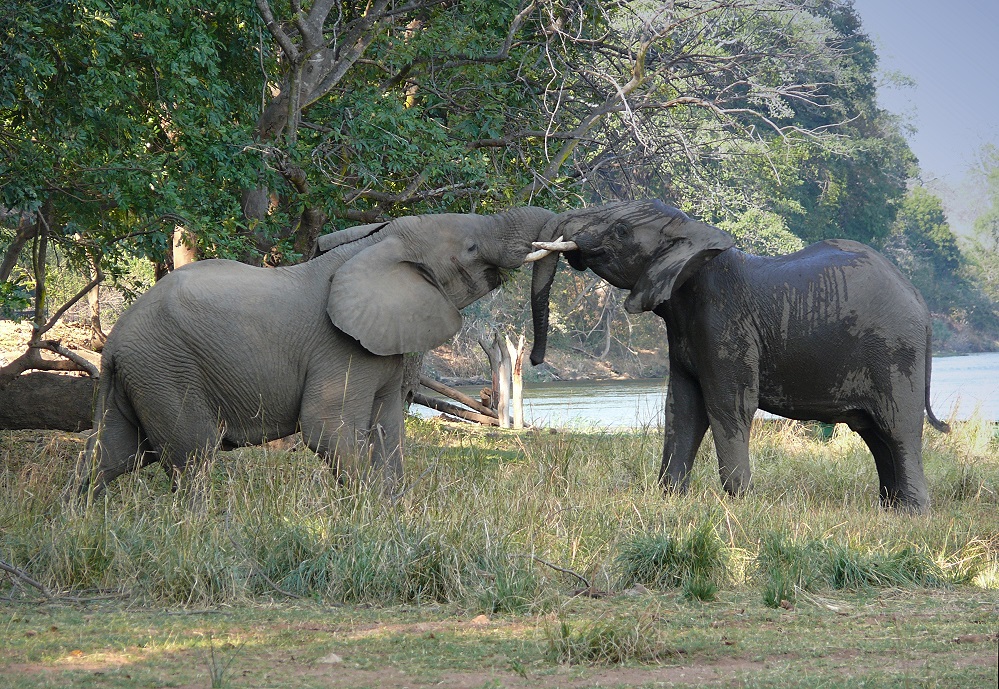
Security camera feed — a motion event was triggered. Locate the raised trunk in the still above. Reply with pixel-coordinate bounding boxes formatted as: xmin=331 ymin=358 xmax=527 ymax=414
xmin=490 ymin=207 xmax=557 ymax=268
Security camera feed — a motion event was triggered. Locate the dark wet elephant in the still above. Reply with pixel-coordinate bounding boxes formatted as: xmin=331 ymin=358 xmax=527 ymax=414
xmin=529 ymin=200 xmax=949 ymax=512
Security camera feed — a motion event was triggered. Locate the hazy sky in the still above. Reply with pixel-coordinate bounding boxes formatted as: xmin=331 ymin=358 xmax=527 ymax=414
xmin=850 ymin=0 xmax=999 ymax=185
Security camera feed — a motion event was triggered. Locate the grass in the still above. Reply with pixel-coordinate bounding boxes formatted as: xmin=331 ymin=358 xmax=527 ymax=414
xmin=1 ymin=415 xmax=997 ymax=686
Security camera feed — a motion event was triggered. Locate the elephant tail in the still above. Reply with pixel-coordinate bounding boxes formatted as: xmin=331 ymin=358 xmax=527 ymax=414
xmin=924 ymin=326 xmax=950 ymax=434
xmin=92 ymin=352 xmax=115 ymax=423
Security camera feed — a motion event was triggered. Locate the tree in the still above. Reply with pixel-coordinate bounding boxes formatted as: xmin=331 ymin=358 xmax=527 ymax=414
xmin=884 ymin=185 xmax=961 ymax=311
xmin=964 ymin=145 xmax=999 ymax=334
xmin=717 ymin=209 xmax=803 ymax=256
xmin=246 ymin=1 xmax=883 ymax=240
xmin=881 ymin=179 xmax=999 ymax=349
xmin=1 ymin=0 xmax=262 ymax=385
xmin=3 ymin=1 xmax=921 ymax=406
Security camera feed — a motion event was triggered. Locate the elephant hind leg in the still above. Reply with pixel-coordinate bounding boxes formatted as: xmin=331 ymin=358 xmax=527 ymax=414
xmin=138 ymin=397 xmax=225 ymax=494
xmin=855 ymin=425 xmax=929 ymax=513
xmin=77 ymin=404 xmax=156 ymax=498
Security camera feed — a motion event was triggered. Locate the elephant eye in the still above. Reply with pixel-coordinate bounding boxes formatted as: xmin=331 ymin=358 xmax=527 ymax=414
xmin=466 ymin=243 xmax=477 ymax=254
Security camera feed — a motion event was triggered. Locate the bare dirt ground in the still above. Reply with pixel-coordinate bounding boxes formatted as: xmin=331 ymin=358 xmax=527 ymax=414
xmin=2 ymin=594 xmax=996 ymax=689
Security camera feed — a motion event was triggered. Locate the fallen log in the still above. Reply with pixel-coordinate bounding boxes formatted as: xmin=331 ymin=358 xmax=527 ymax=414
xmin=0 ymin=372 xmax=96 ymax=432
xmin=412 ymin=392 xmax=500 ymax=426
xmin=418 ymin=376 xmax=498 ymax=418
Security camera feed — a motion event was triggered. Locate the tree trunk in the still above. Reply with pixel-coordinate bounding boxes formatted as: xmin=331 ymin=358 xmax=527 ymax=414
xmin=506 ymin=333 xmax=526 ymax=429
xmin=0 ymin=373 xmax=96 ymax=432
xmin=86 ymin=251 xmax=107 ymax=351
xmin=412 ymin=392 xmax=499 ymax=426
xmin=0 ymin=213 xmax=35 ymax=284
xmin=173 ymin=226 xmax=197 ymax=268
xmin=419 ymin=376 xmax=498 ymax=419
xmin=480 ymin=332 xmax=510 ymax=428
xmin=497 ymin=334 xmax=512 ymax=429
xmin=479 ymin=332 xmax=501 ymax=411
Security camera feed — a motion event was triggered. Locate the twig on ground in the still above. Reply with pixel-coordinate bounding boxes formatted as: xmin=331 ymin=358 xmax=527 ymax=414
xmin=527 ymin=555 xmax=591 ymax=589
xmin=0 ymin=558 xmax=55 ymax=601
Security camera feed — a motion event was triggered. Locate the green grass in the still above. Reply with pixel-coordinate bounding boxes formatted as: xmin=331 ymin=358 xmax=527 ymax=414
xmin=1 ymin=416 xmax=997 ymax=686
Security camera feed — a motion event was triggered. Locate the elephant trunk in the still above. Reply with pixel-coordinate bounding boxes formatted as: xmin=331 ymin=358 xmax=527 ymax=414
xmin=492 ymin=206 xmax=558 ymax=267
xmin=528 ymin=216 xmax=568 ymax=366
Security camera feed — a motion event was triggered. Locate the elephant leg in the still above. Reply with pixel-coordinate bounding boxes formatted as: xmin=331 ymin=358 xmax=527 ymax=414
xmin=77 ymin=404 xmax=156 ymax=498
xmin=143 ymin=399 xmax=224 ymax=492
xmin=702 ymin=374 xmax=758 ymax=496
xmin=660 ymin=366 xmax=709 ymax=493
xmin=369 ymin=382 xmax=404 ymax=491
xmin=299 ymin=376 xmax=376 ymax=484
xmin=855 ymin=425 xmax=930 ymax=513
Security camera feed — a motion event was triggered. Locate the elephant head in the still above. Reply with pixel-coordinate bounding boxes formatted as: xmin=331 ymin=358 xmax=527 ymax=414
xmin=323 ymin=206 xmax=556 ymax=356
xmin=528 ymin=200 xmax=734 ymax=365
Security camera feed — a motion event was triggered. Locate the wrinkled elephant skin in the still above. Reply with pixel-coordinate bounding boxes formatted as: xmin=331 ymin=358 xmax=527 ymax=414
xmin=78 ymin=207 xmax=554 ymax=497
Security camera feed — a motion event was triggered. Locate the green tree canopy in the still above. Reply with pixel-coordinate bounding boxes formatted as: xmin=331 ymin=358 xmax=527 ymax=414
xmin=5 ymin=0 xmax=978 ymax=374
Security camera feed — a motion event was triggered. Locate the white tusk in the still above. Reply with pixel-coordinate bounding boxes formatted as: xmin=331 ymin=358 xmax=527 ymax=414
xmin=524 ymin=234 xmax=576 ymax=263
xmin=523 ymin=235 xmax=579 ymax=263
xmin=531 ymin=238 xmax=578 ymax=252
xmin=523 ymin=235 xmax=565 ymax=263
xmin=523 ymin=247 xmax=553 ymax=263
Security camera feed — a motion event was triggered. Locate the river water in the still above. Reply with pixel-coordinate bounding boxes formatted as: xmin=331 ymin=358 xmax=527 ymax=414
xmin=420 ymin=352 xmax=999 ymax=428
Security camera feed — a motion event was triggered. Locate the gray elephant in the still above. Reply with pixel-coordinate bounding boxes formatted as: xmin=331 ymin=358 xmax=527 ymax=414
xmin=77 ymin=207 xmax=555 ymax=496
xmin=529 ymin=200 xmax=949 ymax=512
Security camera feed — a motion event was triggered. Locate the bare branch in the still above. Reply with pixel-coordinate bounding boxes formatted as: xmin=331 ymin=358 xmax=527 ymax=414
xmin=255 ymin=0 xmax=299 ymax=63
xmin=35 ymin=273 xmax=103 ymax=339
xmin=0 ymin=558 xmax=55 ymax=600
xmin=528 ymin=555 xmax=591 ymax=589
xmin=32 ymin=341 xmax=101 ymax=378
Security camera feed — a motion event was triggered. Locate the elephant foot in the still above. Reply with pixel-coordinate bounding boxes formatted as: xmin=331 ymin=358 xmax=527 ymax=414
xmin=879 ymin=489 xmax=930 ymax=514
xmin=660 ymin=478 xmax=692 ymax=498
xmin=719 ymin=465 xmax=752 ymax=497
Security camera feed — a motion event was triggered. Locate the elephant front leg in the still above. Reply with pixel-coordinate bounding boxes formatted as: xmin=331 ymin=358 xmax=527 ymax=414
xmin=368 ymin=383 xmax=405 ymax=492
xmin=703 ymin=377 xmax=759 ymax=497
xmin=300 ymin=365 xmax=404 ymax=489
xmin=660 ymin=365 xmax=709 ymax=493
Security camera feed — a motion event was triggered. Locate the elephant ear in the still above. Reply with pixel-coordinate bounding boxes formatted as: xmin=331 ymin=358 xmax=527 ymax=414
xmin=328 ymin=236 xmax=462 ymax=355
xmin=624 ymin=220 xmax=734 ymax=314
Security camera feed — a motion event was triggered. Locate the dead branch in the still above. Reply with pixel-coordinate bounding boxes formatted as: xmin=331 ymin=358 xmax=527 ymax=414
xmin=33 ymin=341 xmax=101 ymax=378
xmin=528 ymin=555 xmax=591 ymax=589
xmin=412 ymin=392 xmax=500 ymax=426
xmin=0 ymin=340 xmax=99 ymax=390
xmin=419 ymin=376 xmax=498 ymax=418
xmin=0 ymin=558 xmax=55 ymax=601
